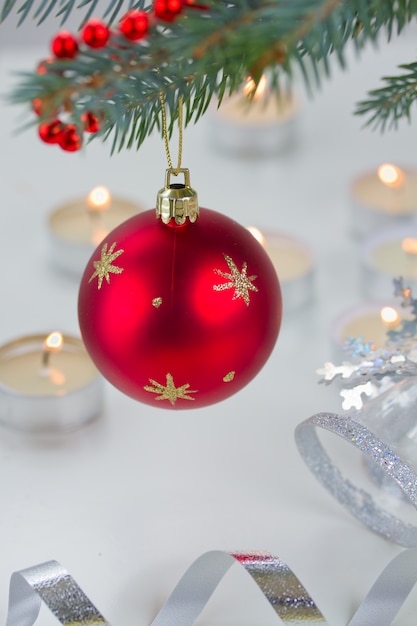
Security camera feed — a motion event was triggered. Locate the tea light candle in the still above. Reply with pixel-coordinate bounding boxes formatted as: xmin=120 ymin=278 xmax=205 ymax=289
xmin=360 ymin=225 xmax=417 ymax=299
xmin=330 ymin=301 xmax=403 ymax=358
xmin=48 ymin=186 xmax=143 ymax=275
xmin=0 ymin=332 xmax=104 ymax=432
xmin=350 ymin=163 xmax=417 ymax=237
xmin=210 ymin=76 xmax=299 ymax=157
xmin=247 ymin=227 xmax=314 ymax=312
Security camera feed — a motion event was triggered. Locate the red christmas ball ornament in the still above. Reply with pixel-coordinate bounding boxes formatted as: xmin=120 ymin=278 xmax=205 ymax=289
xmin=153 ymin=0 xmax=183 ymax=22
xmin=38 ymin=119 xmax=65 ymax=144
xmin=78 ymin=169 xmax=282 ymax=410
xmin=51 ymin=31 xmax=79 ymax=59
xmin=58 ymin=124 xmax=83 ymax=151
xmin=119 ymin=9 xmax=149 ymax=40
xmin=81 ymin=19 xmax=111 ymax=48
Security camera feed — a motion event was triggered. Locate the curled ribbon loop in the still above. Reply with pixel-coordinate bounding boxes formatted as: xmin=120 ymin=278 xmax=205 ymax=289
xmin=295 ymin=413 xmax=417 ymax=547
xmin=6 ymin=560 xmax=109 ymax=626
xmin=348 ymin=547 xmax=417 ymax=626
xmin=6 ymin=550 xmax=417 ymax=626
xmin=150 ymin=550 xmax=326 ymax=626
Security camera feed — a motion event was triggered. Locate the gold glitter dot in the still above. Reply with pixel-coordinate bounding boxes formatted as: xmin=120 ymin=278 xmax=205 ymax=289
xmin=152 ymin=297 xmax=163 ymax=308
xmin=223 ymin=371 xmax=235 ymax=382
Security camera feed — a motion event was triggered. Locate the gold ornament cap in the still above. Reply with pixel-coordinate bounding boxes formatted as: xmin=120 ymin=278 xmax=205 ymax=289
xmin=156 ymin=168 xmax=199 ymax=225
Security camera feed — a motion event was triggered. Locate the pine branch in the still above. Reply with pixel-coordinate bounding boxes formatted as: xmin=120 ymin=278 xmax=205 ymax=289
xmin=355 ymin=61 xmax=417 ymax=130
xmin=1 ymin=0 xmax=147 ymax=25
xmin=2 ymin=0 xmax=417 ymax=153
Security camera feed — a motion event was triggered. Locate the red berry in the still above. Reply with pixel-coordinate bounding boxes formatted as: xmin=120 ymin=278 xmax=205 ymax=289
xmin=51 ymin=31 xmax=79 ymax=59
xmin=183 ymin=0 xmax=208 ymax=9
xmin=153 ymin=0 xmax=182 ymax=22
xmin=36 ymin=57 xmax=55 ymax=74
xmin=119 ymin=10 xmax=149 ymax=41
xmin=33 ymin=97 xmax=58 ymax=118
xmin=82 ymin=19 xmax=111 ymax=48
xmin=82 ymin=111 xmax=101 ymax=133
xmin=32 ymin=98 xmax=44 ymax=116
xmin=58 ymin=124 xmax=83 ymax=151
xmin=38 ymin=119 xmax=65 ymax=144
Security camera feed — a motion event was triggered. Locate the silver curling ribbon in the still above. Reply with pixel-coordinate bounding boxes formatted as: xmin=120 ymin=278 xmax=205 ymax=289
xmin=151 ymin=549 xmax=417 ymax=626
xmin=348 ymin=547 xmax=417 ymax=626
xmin=6 ymin=560 xmax=109 ymax=626
xmin=5 ymin=550 xmax=417 ymax=626
xmin=295 ymin=413 xmax=417 ymax=547
xmin=149 ymin=550 xmax=326 ymax=626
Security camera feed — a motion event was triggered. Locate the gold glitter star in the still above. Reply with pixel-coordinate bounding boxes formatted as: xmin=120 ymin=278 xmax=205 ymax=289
xmin=144 ymin=373 xmax=197 ymax=405
xmin=223 ymin=371 xmax=235 ymax=382
xmin=89 ymin=241 xmax=124 ymax=290
xmin=213 ymin=254 xmax=258 ymax=306
xmin=152 ymin=297 xmax=163 ymax=308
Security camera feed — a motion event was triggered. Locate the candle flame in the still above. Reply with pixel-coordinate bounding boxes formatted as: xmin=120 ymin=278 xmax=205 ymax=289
xmin=377 ymin=164 xmax=404 ymax=189
xmin=87 ymin=186 xmax=111 ymax=211
xmin=44 ymin=331 xmax=64 ymax=353
xmin=243 ymin=75 xmax=267 ymax=101
xmin=401 ymin=237 xmax=417 ymax=255
xmin=380 ymin=306 xmax=400 ymax=327
xmin=247 ymin=226 xmax=266 ymax=247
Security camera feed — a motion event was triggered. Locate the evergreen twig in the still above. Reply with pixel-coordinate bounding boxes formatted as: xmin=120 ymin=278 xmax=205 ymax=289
xmin=1 ymin=0 xmax=417 ymax=151
xmin=355 ymin=61 xmax=417 ymax=130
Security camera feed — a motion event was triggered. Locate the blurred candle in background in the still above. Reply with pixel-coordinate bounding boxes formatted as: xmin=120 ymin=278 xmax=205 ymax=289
xmin=350 ymin=163 xmax=417 ymax=238
xmin=330 ymin=301 xmax=403 ymax=359
xmin=360 ymin=225 xmax=417 ymax=299
xmin=247 ymin=226 xmax=315 ymax=313
xmin=0 ymin=331 xmax=103 ymax=432
xmin=48 ymin=186 xmax=143 ymax=276
xmin=210 ymin=75 xmax=299 ymax=158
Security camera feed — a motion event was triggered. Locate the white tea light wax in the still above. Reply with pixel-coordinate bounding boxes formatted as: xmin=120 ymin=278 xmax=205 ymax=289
xmin=248 ymin=227 xmax=314 ymax=312
xmin=210 ymin=76 xmax=298 ymax=157
xmin=360 ymin=225 xmax=417 ymax=299
xmin=49 ymin=186 xmax=142 ymax=275
xmin=0 ymin=332 xmax=103 ymax=432
xmin=330 ymin=301 xmax=403 ymax=358
xmin=350 ymin=163 xmax=417 ymax=237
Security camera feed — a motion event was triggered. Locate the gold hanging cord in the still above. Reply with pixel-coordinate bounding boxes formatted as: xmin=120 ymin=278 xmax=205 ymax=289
xmin=159 ymin=90 xmax=183 ymax=175
xmin=156 ymin=82 xmax=198 ymax=226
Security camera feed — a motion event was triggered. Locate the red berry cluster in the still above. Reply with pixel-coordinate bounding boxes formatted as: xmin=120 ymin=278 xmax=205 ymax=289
xmin=36 ymin=1 xmax=207 ymax=151
xmin=37 ymin=110 xmax=102 ymax=152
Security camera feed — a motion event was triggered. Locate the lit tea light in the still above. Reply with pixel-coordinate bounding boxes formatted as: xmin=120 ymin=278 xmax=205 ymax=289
xmin=247 ymin=226 xmax=315 ymax=312
xmin=87 ymin=185 xmax=112 ymax=210
xmin=0 ymin=332 xmax=104 ymax=432
xmin=41 ymin=330 xmax=63 ymax=368
xmin=360 ymin=225 xmax=417 ymax=299
xmin=48 ymin=187 xmax=143 ymax=275
xmin=209 ymin=74 xmax=299 ymax=157
xmin=377 ymin=163 xmax=405 ymax=188
xmin=85 ymin=186 xmax=114 ymax=246
xmin=350 ymin=163 xmax=417 ymax=237
xmin=243 ymin=74 xmax=268 ymax=99
xmin=331 ymin=302 xmax=402 ymax=357
xmin=380 ymin=306 xmax=400 ymax=328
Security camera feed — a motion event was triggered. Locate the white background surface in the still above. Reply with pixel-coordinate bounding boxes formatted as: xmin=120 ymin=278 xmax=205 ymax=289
xmin=0 ymin=17 xmax=417 ymax=626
